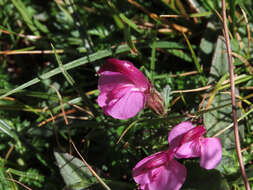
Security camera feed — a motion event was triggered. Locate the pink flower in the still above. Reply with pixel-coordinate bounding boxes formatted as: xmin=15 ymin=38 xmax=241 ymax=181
xmin=168 ymin=121 xmax=222 ymax=170
xmin=97 ymin=58 xmax=165 ymax=120
xmin=132 ymin=150 xmax=186 ymax=190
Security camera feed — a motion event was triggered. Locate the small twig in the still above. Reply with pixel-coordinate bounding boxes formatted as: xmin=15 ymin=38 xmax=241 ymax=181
xmin=38 ymin=109 xmax=76 ymax=127
xmin=221 ymin=1 xmax=250 ymax=190
xmin=240 ymin=7 xmax=251 ymax=57
xmin=50 ymin=85 xmax=72 ymax=154
xmin=0 ymin=28 xmax=40 ymax=40
xmin=66 ymin=115 xmax=89 ymax=120
xmin=116 ymin=120 xmax=138 ymax=144
xmin=171 ymin=74 xmax=249 ymax=94
xmin=213 ymin=107 xmax=253 ymax=137
xmin=160 ymin=15 xmax=184 ymax=18
xmin=231 ymin=52 xmax=253 ymax=75
xmin=172 ymin=85 xmax=212 ymax=93
xmin=241 ymin=143 xmax=253 ymax=153
xmin=239 ymin=86 xmax=253 ymax=90
xmin=0 ymin=50 xmax=64 ymax=55
xmin=67 ymin=103 xmax=94 ymax=117
xmin=71 ymin=141 xmax=111 ymax=190
xmin=5 ymin=145 xmax=14 ymax=160
xmin=50 ymin=85 xmax=68 ymax=125
xmin=4 ymin=177 xmax=32 ymax=190
xmin=49 ymin=109 xmax=65 ymax=152
xmin=198 ymin=94 xmax=207 ymax=111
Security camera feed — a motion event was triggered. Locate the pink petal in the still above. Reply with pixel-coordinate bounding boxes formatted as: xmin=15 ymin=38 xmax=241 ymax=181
xmin=200 ymin=137 xmax=222 ymax=170
xmin=174 ymin=139 xmax=201 ymax=159
xmin=98 ymin=71 xmax=133 ymax=93
xmin=179 ymin=126 xmax=206 ymax=144
xmin=133 ymin=151 xmax=167 ymax=185
xmin=98 ymin=58 xmax=150 ymax=89
xmin=105 ymin=87 xmax=145 ymax=119
xmin=148 ymin=160 xmax=186 ymax=190
xmin=133 ymin=151 xmax=186 ymax=190
xmin=168 ymin=121 xmax=195 ymax=150
xmin=97 ymin=92 xmax=108 ymax=107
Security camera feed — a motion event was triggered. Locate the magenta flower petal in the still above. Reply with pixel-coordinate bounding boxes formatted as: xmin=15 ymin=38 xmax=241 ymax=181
xmin=97 ymin=92 xmax=108 ymax=107
xmin=168 ymin=121 xmax=195 ymax=150
xmin=104 ymin=87 xmax=146 ymax=119
xmin=98 ymin=58 xmax=150 ymax=89
xmin=179 ymin=126 xmax=206 ymax=145
xmin=97 ymin=70 xmax=146 ymax=119
xmin=97 ymin=58 xmax=166 ymax=119
xmin=97 ymin=59 xmax=150 ymax=119
xmin=133 ymin=151 xmax=186 ymax=190
xmin=133 ymin=151 xmax=168 ymax=185
xmin=147 ymin=160 xmax=186 ymax=190
xmin=98 ymin=71 xmax=133 ymax=93
xmin=175 ymin=140 xmax=201 ymax=159
xmin=149 ymin=162 xmax=185 ymax=190
xmin=97 ymin=71 xmax=133 ymax=108
xmin=200 ymin=137 xmax=222 ymax=170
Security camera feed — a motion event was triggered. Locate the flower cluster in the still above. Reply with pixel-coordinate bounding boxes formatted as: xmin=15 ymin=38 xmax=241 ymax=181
xmin=133 ymin=121 xmax=222 ymax=190
xmin=97 ymin=58 xmax=222 ymax=190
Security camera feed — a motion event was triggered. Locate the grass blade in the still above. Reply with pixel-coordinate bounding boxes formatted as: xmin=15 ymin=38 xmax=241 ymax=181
xmin=10 ymin=0 xmax=39 ymax=36
xmin=150 ymin=40 xmax=156 ymax=83
xmin=51 ymin=44 xmax=75 ymax=86
xmin=0 ymin=120 xmax=20 ymax=142
xmin=0 ymin=44 xmax=130 ymax=99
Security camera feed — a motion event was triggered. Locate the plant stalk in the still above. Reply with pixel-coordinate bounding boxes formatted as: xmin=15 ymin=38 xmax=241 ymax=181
xmin=221 ymin=1 xmax=250 ymax=190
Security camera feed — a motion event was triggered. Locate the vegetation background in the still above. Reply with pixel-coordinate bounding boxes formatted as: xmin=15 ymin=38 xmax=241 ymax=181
xmin=0 ymin=0 xmax=252 ymax=189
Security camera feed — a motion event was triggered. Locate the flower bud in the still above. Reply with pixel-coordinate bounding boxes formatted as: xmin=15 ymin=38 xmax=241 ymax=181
xmin=146 ymin=85 xmax=167 ymax=116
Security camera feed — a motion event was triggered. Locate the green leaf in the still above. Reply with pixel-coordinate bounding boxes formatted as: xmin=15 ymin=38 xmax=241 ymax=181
xmin=119 ymin=13 xmax=144 ymax=34
xmin=161 ymin=85 xmax=171 ymax=109
xmin=198 ymin=20 xmax=219 ymax=69
xmin=10 ymin=0 xmax=39 ymax=36
xmin=0 ymin=159 xmax=13 ymax=190
xmin=7 ymin=168 xmax=44 ymax=188
xmin=182 ymin=162 xmax=230 ymax=190
xmin=0 ymin=120 xmax=20 ymax=142
xmin=167 ymin=49 xmax=193 ymax=62
xmin=51 ymin=43 xmax=75 ymax=86
xmin=208 ymin=36 xmax=229 ymax=83
xmin=183 ymin=32 xmax=206 ymax=85
xmin=154 ymin=41 xmax=186 ymax=49
xmin=150 ymin=40 xmax=156 ymax=83
xmin=54 ymin=152 xmax=96 ymax=190
xmin=203 ymin=36 xmax=244 ymax=174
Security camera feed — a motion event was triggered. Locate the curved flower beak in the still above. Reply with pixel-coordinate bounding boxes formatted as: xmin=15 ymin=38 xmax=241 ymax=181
xmin=132 ymin=151 xmax=186 ymax=190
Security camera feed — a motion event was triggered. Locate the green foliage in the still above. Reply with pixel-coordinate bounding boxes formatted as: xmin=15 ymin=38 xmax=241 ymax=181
xmin=0 ymin=0 xmax=252 ymax=189
xmin=54 ymin=152 xmax=96 ymax=190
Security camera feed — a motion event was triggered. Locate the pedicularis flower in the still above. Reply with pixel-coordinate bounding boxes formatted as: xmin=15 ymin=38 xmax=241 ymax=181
xmin=133 ymin=121 xmax=222 ymax=190
xmin=132 ymin=150 xmax=186 ymax=190
xmin=97 ymin=58 xmax=165 ymax=120
xmin=168 ymin=121 xmax=222 ymax=170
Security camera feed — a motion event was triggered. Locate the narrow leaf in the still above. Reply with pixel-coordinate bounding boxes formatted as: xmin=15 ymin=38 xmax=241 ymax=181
xmin=0 ymin=120 xmax=20 ymax=142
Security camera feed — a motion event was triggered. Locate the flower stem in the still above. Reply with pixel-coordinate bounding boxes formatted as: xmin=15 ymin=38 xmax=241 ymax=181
xmin=221 ymin=1 xmax=250 ymax=190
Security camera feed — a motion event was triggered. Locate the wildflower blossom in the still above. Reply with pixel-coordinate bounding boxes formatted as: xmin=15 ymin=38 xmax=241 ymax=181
xmin=168 ymin=121 xmax=222 ymax=170
xmin=132 ymin=150 xmax=186 ymax=190
xmin=97 ymin=58 xmax=165 ymax=119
